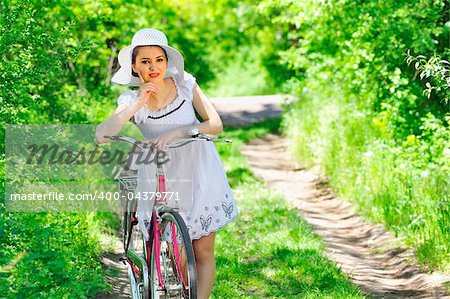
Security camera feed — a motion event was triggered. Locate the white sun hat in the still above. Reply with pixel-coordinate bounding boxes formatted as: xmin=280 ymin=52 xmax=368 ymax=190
xmin=111 ymin=28 xmax=185 ymax=86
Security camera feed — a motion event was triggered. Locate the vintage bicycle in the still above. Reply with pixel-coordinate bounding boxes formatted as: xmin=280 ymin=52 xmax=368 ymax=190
xmin=106 ymin=133 xmax=231 ymax=299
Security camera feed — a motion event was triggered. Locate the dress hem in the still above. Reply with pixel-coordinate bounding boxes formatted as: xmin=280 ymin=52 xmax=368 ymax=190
xmin=189 ymin=212 xmax=238 ymax=241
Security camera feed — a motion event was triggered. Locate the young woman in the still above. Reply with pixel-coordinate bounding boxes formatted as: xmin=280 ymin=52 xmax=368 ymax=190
xmin=95 ymin=28 xmax=238 ymax=299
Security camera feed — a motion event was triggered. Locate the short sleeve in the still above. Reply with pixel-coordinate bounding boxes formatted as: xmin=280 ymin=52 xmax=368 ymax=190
xmin=183 ymin=71 xmax=197 ymax=92
xmin=175 ymin=71 xmax=197 ymax=102
xmin=117 ymin=90 xmax=146 ymax=124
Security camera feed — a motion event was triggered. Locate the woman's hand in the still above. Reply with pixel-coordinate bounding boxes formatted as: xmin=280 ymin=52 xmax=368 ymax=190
xmin=144 ymin=129 xmax=184 ymax=150
xmin=136 ymin=75 xmax=160 ymax=106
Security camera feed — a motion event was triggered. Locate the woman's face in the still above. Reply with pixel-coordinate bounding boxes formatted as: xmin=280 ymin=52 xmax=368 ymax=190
xmin=132 ymin=46 xmax=168 ymax=83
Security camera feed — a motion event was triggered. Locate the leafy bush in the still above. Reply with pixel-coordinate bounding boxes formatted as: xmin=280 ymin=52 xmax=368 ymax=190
xmin=406 ymin=51 xmax=450 ymax=105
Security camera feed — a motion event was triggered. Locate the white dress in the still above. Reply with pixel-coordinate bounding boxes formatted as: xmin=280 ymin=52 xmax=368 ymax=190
xmin=117 ymin=70 xmax=238 ymax=241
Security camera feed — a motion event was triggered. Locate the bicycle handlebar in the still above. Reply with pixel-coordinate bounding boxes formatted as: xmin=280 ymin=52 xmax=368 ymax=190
xmin=104 ymin=134 xmax=232 ymax=151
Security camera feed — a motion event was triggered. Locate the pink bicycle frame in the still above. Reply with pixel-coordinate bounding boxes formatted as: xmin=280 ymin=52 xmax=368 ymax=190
xmin=147 ymin=162 xmax=187 ymax=290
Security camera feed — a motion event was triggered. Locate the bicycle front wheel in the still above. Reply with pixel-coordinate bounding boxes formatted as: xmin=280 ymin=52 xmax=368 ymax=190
xmin=150 ymin=211 xmax=197 ymax=299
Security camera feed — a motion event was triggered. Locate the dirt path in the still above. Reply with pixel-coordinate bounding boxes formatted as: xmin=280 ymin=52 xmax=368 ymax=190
xmin=210 ymin=94 xmax=290 ymax=126
xmin=241 ymin=133 xmax=450 ymax=299
xmin=96 ymin=238 xmax=130 ymax=299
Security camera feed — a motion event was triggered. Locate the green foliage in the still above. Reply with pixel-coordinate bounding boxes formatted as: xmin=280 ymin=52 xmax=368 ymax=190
xmin=406 ymin=51 xmax=450 ymax=105
xmin=171 ymin=0 xmax=294 ymax=96
xmin=0 ymin=209 xmax=108 ymax=298
xmin=269 ymin=0 xmax=450 ymax=270
xmin=0 ymin=0 xmax=100 ymax=126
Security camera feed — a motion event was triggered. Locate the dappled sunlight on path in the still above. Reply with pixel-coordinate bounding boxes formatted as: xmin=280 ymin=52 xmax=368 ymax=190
xmin=210 ymin=95 xmax=289 ymax=127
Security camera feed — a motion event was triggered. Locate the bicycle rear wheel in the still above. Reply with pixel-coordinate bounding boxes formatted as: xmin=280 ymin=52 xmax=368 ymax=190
xmin=119 ymin=171 xmax=138 ymax=251
xmin=150 ymin=211 xmax=197 ymax=299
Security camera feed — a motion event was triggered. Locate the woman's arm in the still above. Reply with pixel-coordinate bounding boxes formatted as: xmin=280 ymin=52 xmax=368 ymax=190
xmin=95 ymin=81 xmax=160 ymax=144
xmin=190 ymin=83 xmax=223 ymax=135
xmin=95 ymin=103 xmax=137 ymax=144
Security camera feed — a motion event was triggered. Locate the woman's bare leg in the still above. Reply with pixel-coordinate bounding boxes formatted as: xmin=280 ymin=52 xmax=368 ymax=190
xmin=192 ymin=232 xmax=216 ymax=299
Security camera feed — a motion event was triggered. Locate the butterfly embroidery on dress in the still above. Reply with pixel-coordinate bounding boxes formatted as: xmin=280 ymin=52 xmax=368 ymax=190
xmin=222 ymin=202 xmax=233 ymax=219
xmin=200 ymin=214 xmax=213 ymax=231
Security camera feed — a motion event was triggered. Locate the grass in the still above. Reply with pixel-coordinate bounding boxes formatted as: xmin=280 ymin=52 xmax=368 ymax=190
xmin=0 ymin=211 xmax=109 ymax=298
xmin=211 ymin=118 xmax=364 ymax=298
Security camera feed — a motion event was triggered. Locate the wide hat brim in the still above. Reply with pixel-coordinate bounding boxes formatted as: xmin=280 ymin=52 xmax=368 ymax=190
xmin=111 ymin=42 xmax=184 ymax=86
